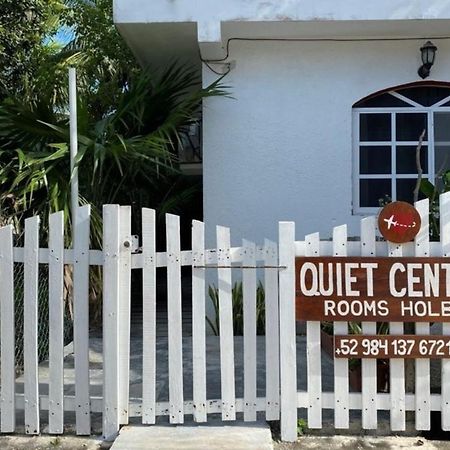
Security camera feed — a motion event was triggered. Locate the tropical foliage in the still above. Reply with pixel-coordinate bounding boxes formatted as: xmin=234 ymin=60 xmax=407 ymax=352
xmin=0 ymin=66 xmax=226 ymax=245
xmin=207 ymin=282 xmax=266 ymax=336
xmin=0 ymin=0 xmax=64 ymax=100
xmin=0 ymin=1 xmax=227 ymax=247
xmin=419 ymin=171 xmax=450 ymax=240
xmin=0 ymin=1 xmax=227 ymax=323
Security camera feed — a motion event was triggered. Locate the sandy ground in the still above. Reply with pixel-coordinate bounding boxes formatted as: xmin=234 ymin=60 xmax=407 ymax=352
xmin=0 ymin=435 xmax=111 ymax=450
xmin=274 ymin=436 xmax=450 ymax=449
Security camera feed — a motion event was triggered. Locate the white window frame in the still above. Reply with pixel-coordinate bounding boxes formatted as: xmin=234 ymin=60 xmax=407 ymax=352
xmin=353 ymin=91 xmax=450 ymax=215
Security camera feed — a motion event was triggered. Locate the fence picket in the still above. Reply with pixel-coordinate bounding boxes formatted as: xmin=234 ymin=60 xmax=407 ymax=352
xmin=360 ymin=216 xmax=377 ymax=430
xmin=243 ymin=239 xmax=257 ymax=421
xmin=24 ymin=215 xmax=40 ymax=434
xmin=217 ymin=226 xmax=236 ymax=421
xmin=142 ymin=208 xmax=157 ymax=424
xmin=102 ymin=205 xmax=121 ymax=440
xmin=264 ymin=239 xmax=280 ymax=421
xmin=414 ymin=199 xmax=431 ymax=430
xmin=440 ymin=191 xmax=450 ymax=430
xmin=0 ymin=225 xmax=15 ymax=432
xmin=305 ymin=232 xmax=322 ymax=429
xmin=192 ymin=220 xmax=207 ymax=422
xmin=166 ymin=214 xmax=184 ymax=423
xmin=278 ymin=222 xmax=297 ymax=442
xmin=332 ymin=225 xmax=349 ymax=429
xmin=388 ymin=242 xmax=406 ymax=431
xmin=73 ymin=205 xmax=91 ymax=434
xmin=48 ymin=212 xmax=65 ymax=433
xmin=118 ymin=206 xmax=132 ymax=425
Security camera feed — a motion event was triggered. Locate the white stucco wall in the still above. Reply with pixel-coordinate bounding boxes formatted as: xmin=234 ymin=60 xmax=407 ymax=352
xmin=116 ymin=0 xmax=450 ymax=24
xmin=202 ymin=38 xmax=450 ymax=245
xmin=114 ymin=0 xmax=450 ymax=61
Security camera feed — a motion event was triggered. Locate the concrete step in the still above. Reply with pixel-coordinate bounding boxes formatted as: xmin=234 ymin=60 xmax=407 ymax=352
xmin=111 ymin=421 xmax=273 ymax=450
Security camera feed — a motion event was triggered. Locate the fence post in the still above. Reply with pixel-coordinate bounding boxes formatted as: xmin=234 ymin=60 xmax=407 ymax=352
xmin=118 ymin=206 xmax=132 ymax=425
xmin=102 ymin=205 xmax=121 ymax=440
xmin=278 ymin=221 xmax=297 ymax=442
xmin=73 ymin=205 xmax=91 ymax=435
xmin=24 ymin=216 xmax=40 ymax=435
xmin=0 ymin=225 xmax=15 ymax=433
xmin=441 ymin=191 xmax=450 ymax=429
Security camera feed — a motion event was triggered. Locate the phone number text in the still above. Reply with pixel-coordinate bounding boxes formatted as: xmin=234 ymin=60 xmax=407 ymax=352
xmin=334 ymin=335 xmax=450 ymax=358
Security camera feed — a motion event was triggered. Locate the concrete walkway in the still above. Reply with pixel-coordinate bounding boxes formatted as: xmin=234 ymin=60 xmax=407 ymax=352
xmin=111 ymin=422 xmax=273 ymax=450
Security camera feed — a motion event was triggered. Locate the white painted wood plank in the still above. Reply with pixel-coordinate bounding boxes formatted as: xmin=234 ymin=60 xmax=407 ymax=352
xmin=414 ymin=199 xmax=431 ymax=430
xmin=360 ymin=216 xmax=377 ymax=430
xmin=278 ymin=221 xmax=297 ymax=442
xmin=217 ymin=226 xmax=236 ymax=421
xmin=332 ymin=224 xmax=349 ymax=429
xmin=264 ymin=239 xmax=280 ymax=421
xmin=440 ymin=191 xmax=450 ymax=430
xmin=166 ymin=214 xmax=184 ymax=423
xmin=0 ymin=225 xmax=15 ymax=432
xmin=192 ymin=220 xmax=207 ymax=422
xmin=142 ymin=208 xmax=157 ymax=424
xmin=48 ymin=212 xmax=65 ymax=434
xmin=388 ymin=242 xmax=406 ymax=431
xmin=297 ymin=391 xmax=444 ymax=412
xmin=102 ymin=205 xmax=121 ymax=441
xmin=24 ymin=215 xmax=40 ymax=434
xmin=305 ymin=232 xmax=322 ymax=429
xmin=10 ymin=390 xmax=448 ymax=417
xmin=118 ymin=206 xmax=132 ymax=425
xmin=243 ymin=239 xmax=257 ymax=421
xmin=73 ymin=205 xmax=91 ymax=435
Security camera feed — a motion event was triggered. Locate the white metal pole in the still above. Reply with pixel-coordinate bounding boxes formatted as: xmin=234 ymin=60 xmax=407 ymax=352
xmin=69 ymin=67 xmax=79 ymax=240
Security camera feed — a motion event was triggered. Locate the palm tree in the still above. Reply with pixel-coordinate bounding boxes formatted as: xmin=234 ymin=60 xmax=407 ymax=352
xmin=0 ymin=65 xmax=227 ymax=245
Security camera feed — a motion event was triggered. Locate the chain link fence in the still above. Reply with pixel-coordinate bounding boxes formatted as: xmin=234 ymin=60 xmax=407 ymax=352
xmin=14 ymin=263 xmax=74 ymax=375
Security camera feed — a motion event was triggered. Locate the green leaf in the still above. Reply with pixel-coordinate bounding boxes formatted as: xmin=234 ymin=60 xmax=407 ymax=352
xmin=419 ymin=179 xmax=437 ymax=199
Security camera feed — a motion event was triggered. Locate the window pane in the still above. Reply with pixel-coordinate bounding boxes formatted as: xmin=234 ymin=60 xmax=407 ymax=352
xmin=360 ymin=179 xmax=391 ymax=207
xmin=360 ymin=114 xmax=391 ymax=141
xmin=396 ymin=179 xmax=425 ymax=204
xmin=396 ymin=145 xmax=428 ymax=174
xmin=435 ymin=112 xmax=450 ymax=142
xmin=396 ymin=113 xmax=427 ymax=141
xmin=396 ymin=86 xmax=450 ymax=107
xmin=434 ymin=113 xmax=450 ymax=174
xmin=360 ymin=146 xmax=391 ymax=174
xmin=355 ymin=93 xmax=410 ymax=108
xmin=436 ymin=146 xmax=450 ymax=174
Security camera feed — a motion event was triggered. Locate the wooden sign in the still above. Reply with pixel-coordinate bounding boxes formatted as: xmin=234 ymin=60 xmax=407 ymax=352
xmin=296 ymin=256 xmax=450 ymax=322
xmin=378 ymin=201 xmax=421 ymax=243
xmin=334 ymin=335 xmax=450 ymax=359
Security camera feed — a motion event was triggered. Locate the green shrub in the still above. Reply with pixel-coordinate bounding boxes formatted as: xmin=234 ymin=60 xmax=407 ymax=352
xmin=207 ymin=281 xmax=266 ymax=336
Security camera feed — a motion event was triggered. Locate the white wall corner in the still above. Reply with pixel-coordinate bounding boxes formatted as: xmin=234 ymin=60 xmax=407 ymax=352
xmin=197 ymin=21 xmax=227 ymax=61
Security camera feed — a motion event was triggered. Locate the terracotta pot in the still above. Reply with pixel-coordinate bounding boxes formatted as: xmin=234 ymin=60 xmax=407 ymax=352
xmin=320 ymin=330 xmax=334 ymax=356
xmin=349 ymin=360 xmax=389 ymax=393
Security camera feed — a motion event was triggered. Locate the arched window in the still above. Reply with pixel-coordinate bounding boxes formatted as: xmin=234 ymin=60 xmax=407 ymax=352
xmin=353 ymin=83 xmax=450 ymax=213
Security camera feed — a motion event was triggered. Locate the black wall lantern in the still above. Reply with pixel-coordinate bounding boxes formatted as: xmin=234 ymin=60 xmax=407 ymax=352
xmin=418 ymin=41 xmax=437 ymax=79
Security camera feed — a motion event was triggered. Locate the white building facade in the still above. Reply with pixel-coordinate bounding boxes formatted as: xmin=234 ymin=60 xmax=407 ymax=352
xmin=114 ymin=0 xmax=450 ymax=242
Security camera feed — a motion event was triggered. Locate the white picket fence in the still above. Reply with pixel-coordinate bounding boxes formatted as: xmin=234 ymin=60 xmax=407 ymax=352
xmin=1 ymin=194 xmax=450 ymax=441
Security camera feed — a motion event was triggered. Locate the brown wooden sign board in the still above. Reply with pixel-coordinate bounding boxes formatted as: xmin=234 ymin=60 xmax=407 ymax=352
xmin=334 ymin=335 xmax=450 ymax=359
xmin=296 ymin=257 xmax=450 ymax=322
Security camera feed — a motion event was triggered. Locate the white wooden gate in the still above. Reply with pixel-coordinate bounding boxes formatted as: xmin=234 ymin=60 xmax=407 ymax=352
xmin=1 ymin=194 xmax=450 ymax=441
xmin=101 ymin=206 xmax=283 ymax=439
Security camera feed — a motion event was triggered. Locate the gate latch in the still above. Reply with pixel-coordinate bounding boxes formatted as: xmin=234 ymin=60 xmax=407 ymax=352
xmin=123 ymin=235 xmax=141 ymax=253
